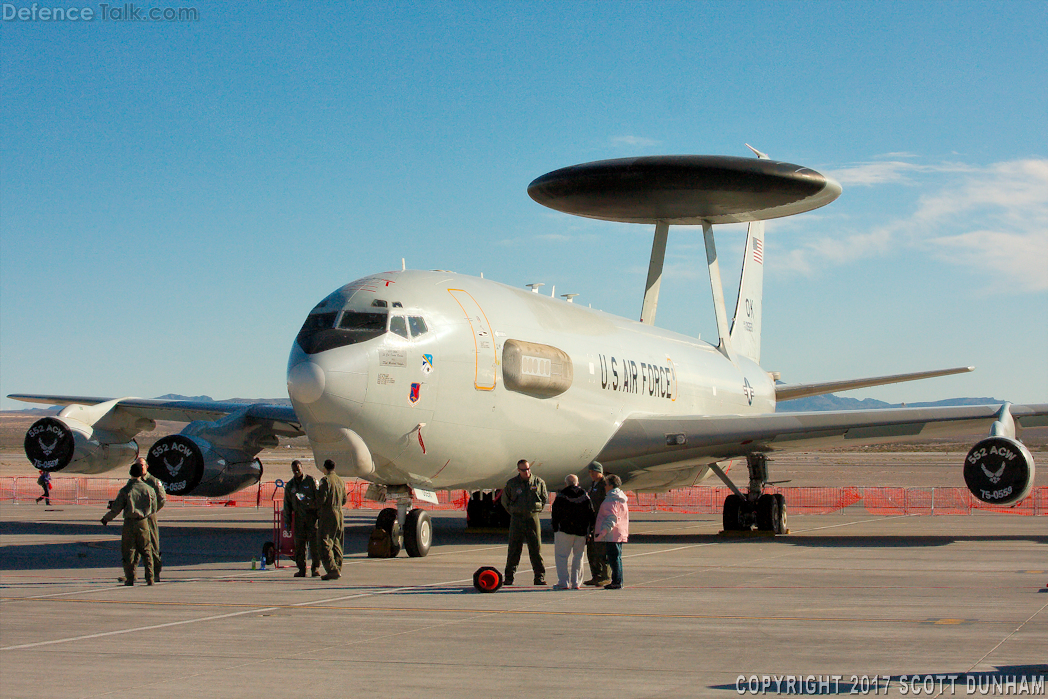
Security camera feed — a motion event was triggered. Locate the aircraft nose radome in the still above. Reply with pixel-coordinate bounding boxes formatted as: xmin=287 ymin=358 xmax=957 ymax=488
xmin=287 ymin=361 xmax=326 ymax=404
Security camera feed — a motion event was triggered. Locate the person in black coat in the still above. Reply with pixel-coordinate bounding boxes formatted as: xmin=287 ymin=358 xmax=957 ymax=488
xmin=550 ymin=474 xmax=592 ymax=589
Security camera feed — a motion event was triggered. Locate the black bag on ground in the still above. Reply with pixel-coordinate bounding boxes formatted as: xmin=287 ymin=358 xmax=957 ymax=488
xmin=367 ymin=526 xmax=393 ymax=558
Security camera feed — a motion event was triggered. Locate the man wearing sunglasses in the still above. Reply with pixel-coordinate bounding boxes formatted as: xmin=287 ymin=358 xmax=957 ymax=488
xmin=500 ymin=459 xmax=549 ymax=586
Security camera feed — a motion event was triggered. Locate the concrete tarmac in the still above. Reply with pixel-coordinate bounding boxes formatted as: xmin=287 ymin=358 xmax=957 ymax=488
xmin=1 ymin=504 xmax=1046 ymax=698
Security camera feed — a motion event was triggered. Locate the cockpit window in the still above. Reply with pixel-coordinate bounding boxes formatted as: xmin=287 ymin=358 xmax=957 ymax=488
xmin=296 ymin=310 xmax=386 ymax=355
xmin=408 ymin=316 xmax=428 ymax=337
xmin=299 ymin=312 xmax=337 ymax=334
xmin=371 ymin=299 xmax=387 ymax=308
xmin=392 ymin=301 xmax=403 ymax=308
xmin=339 ymin=311 xmax=387 ymax=334
xmin=389 ymin=315 xmax=409 ymax=339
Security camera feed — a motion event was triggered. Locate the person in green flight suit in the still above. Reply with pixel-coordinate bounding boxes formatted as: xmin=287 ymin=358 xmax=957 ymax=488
xmin=500 ymin=459 xmax=549 ymax=586
xmin=138 ymin=457 xmax=167 ymax=581
xmin=317 ymin=459 xmax=346 ymax=580
xmin=101 ymin=460 xmax=157 ymax=586
xmin=283 ymin=459 xmax=321 ymax=577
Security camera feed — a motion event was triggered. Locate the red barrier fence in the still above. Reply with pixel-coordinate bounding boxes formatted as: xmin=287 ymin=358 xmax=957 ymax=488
xmin=2 ymin=476 xmax=1045 ymax=516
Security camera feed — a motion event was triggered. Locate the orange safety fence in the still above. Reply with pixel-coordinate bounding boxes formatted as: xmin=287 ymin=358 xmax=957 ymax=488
xmin=1 ymin=476 xmax=1044 ymax=516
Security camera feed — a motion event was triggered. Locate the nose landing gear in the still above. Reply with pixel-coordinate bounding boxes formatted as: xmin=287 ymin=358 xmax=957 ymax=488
xmin=369 ymin=487 xmax=433 ymax=557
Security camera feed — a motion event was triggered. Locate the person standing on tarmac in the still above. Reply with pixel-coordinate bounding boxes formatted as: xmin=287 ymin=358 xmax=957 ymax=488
xmin=35 ymin=469 xmax=51 ymax=505
xmin=138 ymin=457 xmax=166 ymax=581
xmin=583 ymin=461 xmax=610 ymax=587
xmin=101 ymin=461 xmax=157 ymax=586
xmin=550 ymin=474 xmax=591 ymax=590
xmin=317 ymin=459 xmax=346 ymax=580
xmin=593 ymin=473 xmax=629 ymax=590
xmin=284 ymin=459 xmax=321 ymax=577
xmin=500 ymin=459 xmax=549 ymax=586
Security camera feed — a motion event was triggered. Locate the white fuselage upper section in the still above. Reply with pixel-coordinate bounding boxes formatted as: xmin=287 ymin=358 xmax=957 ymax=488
xmin=287 ymin=270 xmax=773 ymax=490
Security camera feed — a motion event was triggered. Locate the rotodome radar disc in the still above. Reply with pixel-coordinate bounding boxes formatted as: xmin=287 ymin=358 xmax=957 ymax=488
xmin=527 ymin=155 xmax=841 ymax=224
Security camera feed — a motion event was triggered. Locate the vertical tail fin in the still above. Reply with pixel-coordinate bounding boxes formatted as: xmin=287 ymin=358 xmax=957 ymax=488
xmin=729 ymin=219 xmax=764 ymax=363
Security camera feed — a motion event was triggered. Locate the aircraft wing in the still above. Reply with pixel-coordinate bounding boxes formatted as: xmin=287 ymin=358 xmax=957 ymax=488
xmin=774 ymin=366 xmax=975 ymax=402
xmin=597 ymin=402 xmax=1048 ymax=472
xmin=8 ymin=394 xmax=303 ymax=436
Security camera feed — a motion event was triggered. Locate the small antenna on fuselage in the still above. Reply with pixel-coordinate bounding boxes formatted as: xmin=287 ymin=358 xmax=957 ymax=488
xmin=526 ymin=283 xmax=544 ymax=293
xmin=401 ymin=258 xmax=406 ymax=271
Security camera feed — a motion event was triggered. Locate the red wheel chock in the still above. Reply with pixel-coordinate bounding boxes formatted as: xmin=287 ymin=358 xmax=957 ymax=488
xmin=472 ymin=566 xmax=503 ymax=593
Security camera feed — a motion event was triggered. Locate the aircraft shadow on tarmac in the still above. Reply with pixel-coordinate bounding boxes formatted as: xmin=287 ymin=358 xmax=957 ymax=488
xmin=0 ymin=514 xmax=506 ymax=572
xmin=2 ymin=515 xmax=1045 ymax=573
xmin=709 ymin=665 xmax=1048 ymax=694
xmin=602 ymin=531 xmax=1048 ymax=548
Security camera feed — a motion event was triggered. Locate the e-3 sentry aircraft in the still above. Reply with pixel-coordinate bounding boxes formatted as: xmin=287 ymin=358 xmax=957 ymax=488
xmin=13 ymin=150 xmax=1048 ymax=558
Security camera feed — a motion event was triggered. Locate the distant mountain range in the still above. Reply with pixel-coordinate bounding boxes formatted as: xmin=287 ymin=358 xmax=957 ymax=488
xmin=7 ymin=394 xmax=999 ymax=414
xmin=775 ymin=395 xmax=1001 ymax=412
xmin=153 ymin=394 xmax=293 ymax=406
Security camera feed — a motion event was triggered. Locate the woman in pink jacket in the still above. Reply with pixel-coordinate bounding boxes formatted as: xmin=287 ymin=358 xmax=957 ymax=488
xmin=593 ymin=474 xmax=628 ymax=589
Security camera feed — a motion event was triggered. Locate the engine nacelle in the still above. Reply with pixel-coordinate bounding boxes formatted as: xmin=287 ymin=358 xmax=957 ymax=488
xmin=963 ymin=436 xmax=1035 ymax=506
xmin=24 ymin=416 xmax=139 ymax=474
xmin=146 ymin=434 xmax=261 ymax=497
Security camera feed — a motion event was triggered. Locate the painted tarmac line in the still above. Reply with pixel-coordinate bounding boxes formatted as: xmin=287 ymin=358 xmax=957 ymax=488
xmin=96 ymin=583 xmax=604 ymax=697
xmin=0 ymin=569 xmax=290 ymax=600
xmin=0 ymin=514 xmax=949 ymax=652
xmin=965 ymin=599 xmax=1048 ymax=673
xmin=0 ymin=579 xmax=470 ymax=652
xmin=3 ymin=593 xmax=1021 ymax=627
xmin=0 ymin=535 xmax=738 ymax=651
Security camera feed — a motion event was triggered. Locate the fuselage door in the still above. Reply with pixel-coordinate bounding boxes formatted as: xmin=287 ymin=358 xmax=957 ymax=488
xmin=448 ymin=289 xmax=497 ymax=390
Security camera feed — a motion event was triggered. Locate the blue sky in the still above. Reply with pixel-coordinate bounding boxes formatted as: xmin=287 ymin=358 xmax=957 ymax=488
xmin=2 ymin=1 xmax=1046 ymax=410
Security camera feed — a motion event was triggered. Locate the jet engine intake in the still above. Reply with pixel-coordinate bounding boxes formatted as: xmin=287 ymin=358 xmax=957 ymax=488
xmin=963 ymin=436 xmax=1035 ymax=506
xmin=146 ymin=434 xmax=261 ymax=497
xmin=24 ymin=416 xmax=139 ymax=474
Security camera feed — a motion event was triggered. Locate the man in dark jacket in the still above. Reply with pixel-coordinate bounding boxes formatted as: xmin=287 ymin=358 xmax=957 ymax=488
xmin=583 ymin=461 xmax=610 ymax=586
xmin=550 ymin=474 xmax=591 ymax=589
xmin=500 ymin=459 xmax=548 ymax=586
xmin=283 ymin=460 xmax=321 ymax=577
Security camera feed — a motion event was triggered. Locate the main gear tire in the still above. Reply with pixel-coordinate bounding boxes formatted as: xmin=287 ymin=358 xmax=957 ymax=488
xmin=756 ymin=493 xmax=776 ymax=531
xmin=772 ymin=493 xmax=788 ymax=535
xmin=404 ymin=508 xmax=432 ymax=558
xmin=723 ymin=494 xmax=745 ymax=531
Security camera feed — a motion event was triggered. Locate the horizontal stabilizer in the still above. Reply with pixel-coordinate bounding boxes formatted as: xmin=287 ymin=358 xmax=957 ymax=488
xmin=775 ymin=366 xmax=974 ymax=402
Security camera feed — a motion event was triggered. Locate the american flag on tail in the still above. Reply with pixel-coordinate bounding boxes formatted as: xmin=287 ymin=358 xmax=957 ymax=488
xmin=752 ymin=238 xmax=763 ymax=265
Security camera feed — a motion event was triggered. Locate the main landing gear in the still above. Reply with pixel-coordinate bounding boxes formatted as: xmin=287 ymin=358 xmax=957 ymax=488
xmin=465 ymin=490 xmax=510 ymax=529
xmin=713 ymin=453 xmax=788 ymax=534
xmin=371 ymin=487 xmax=432 ymax=557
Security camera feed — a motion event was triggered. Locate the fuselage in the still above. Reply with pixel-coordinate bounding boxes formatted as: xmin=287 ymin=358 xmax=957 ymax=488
xmin=286 ymin=270 xmax=774 ymax=491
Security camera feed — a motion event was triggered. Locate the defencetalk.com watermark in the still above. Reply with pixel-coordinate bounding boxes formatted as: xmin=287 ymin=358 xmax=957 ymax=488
xmin=3 ymin=3 xmax=198 ymax=21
